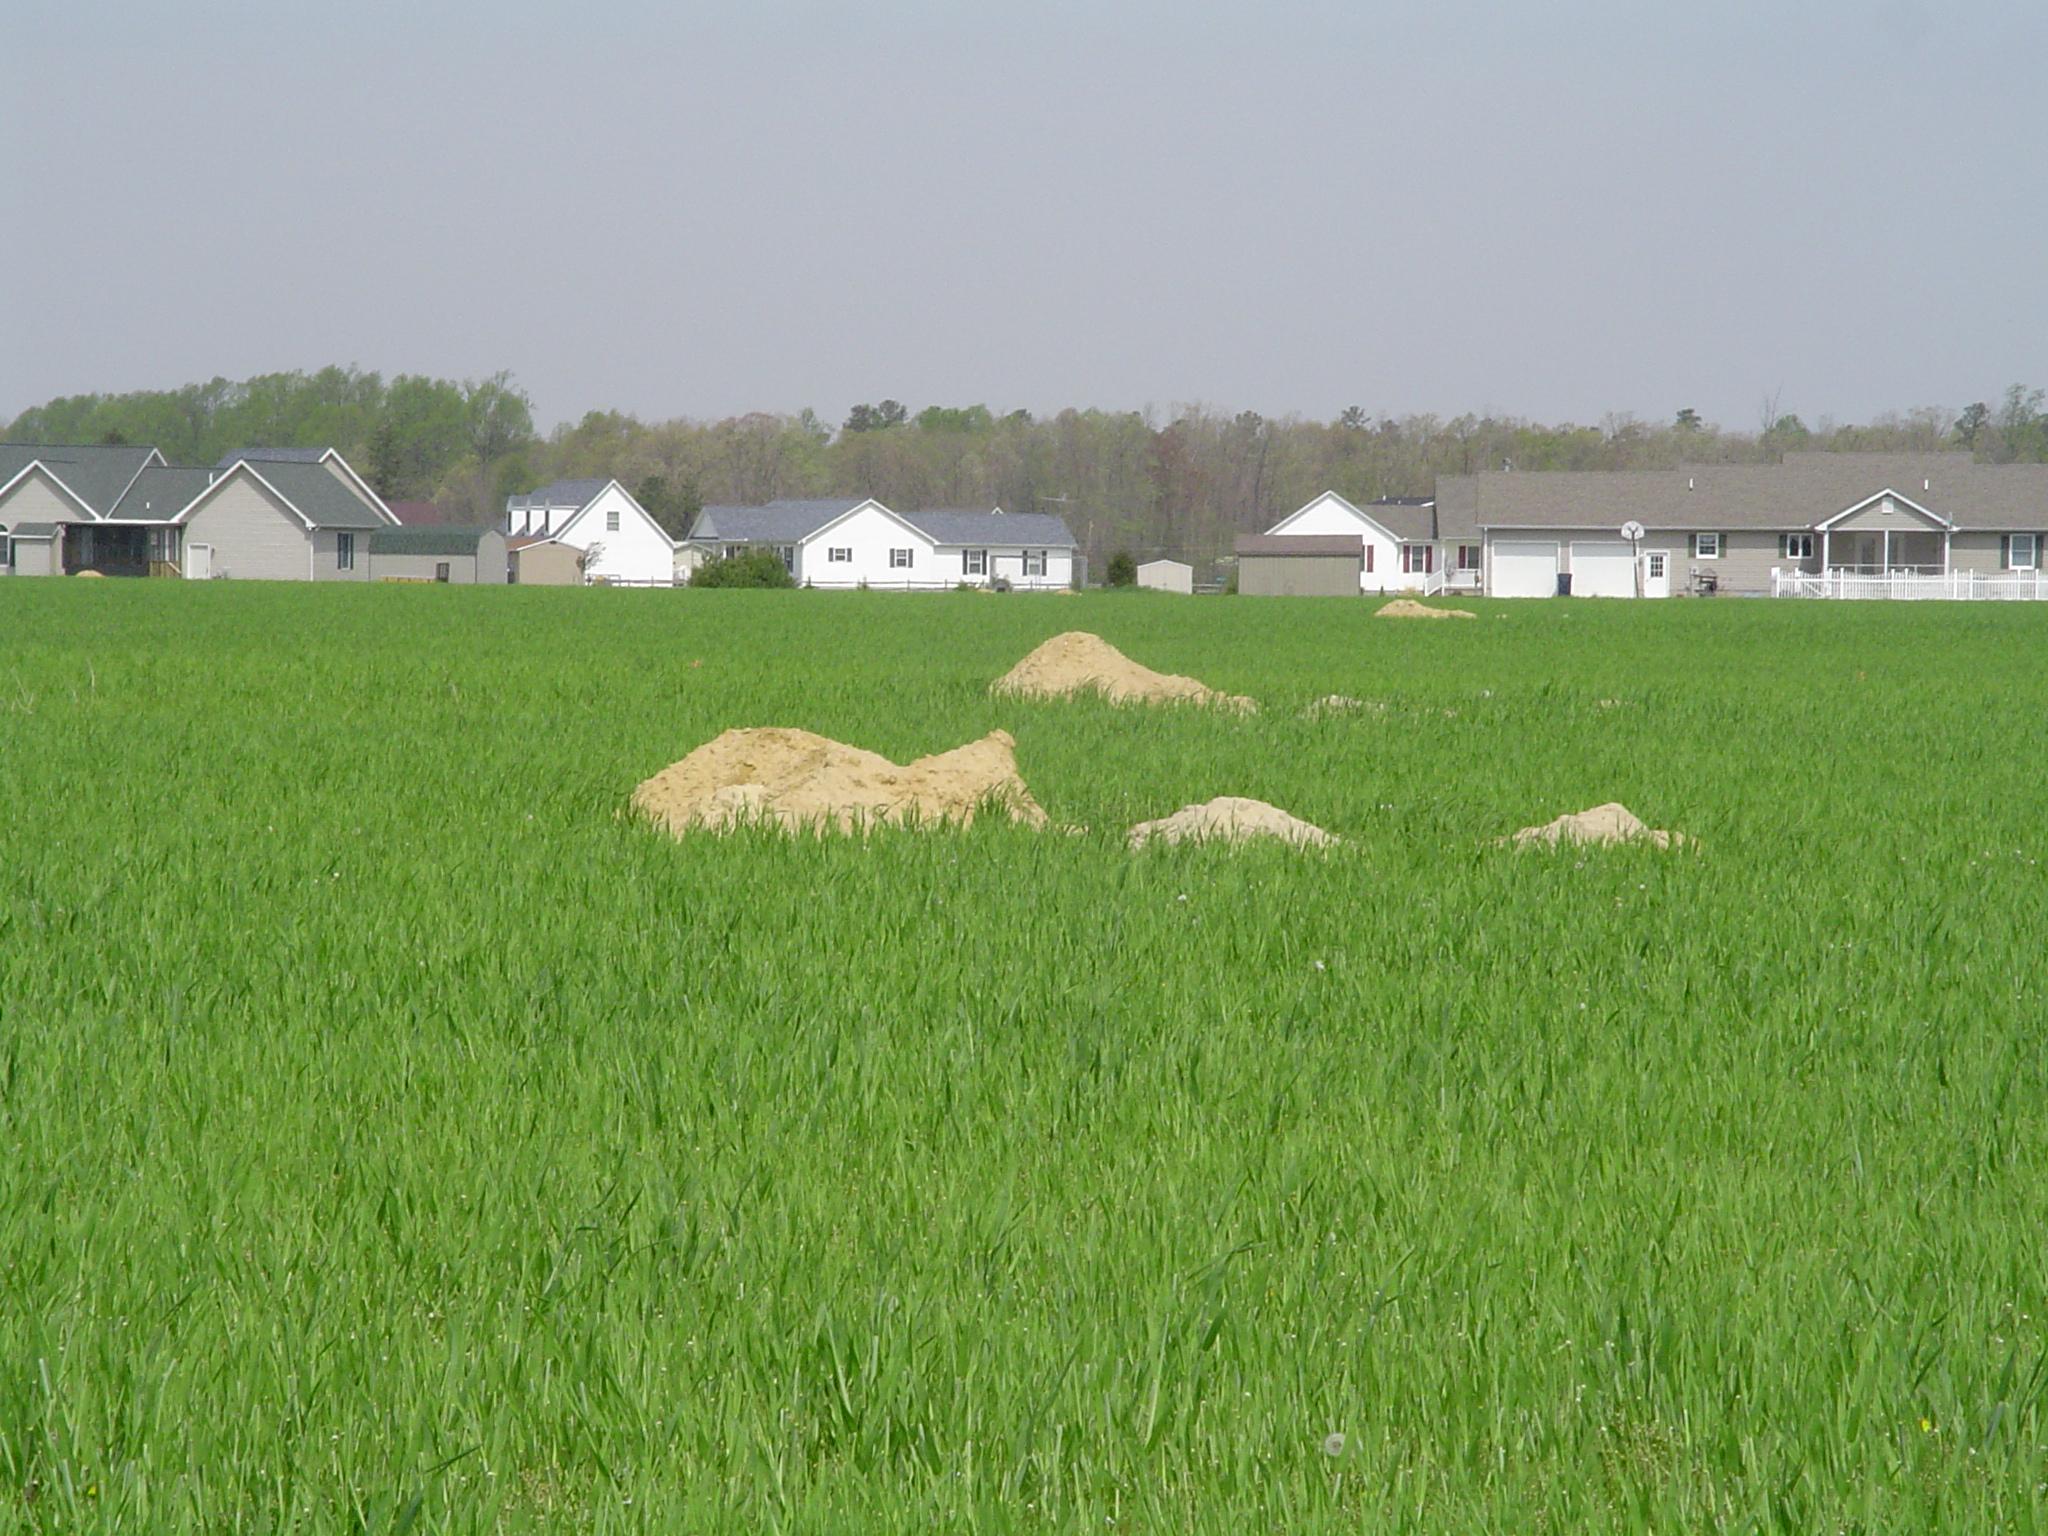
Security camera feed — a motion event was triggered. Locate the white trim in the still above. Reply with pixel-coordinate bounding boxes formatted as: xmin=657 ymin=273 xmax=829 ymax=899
xmin=1814 ymin=487 xmax=1954 ymax=532
xmin=0 ymin=461 xmax=102 ymax=522
xmin=102 ymin=447 xmax=168 ymax=518
xmin=1265 ymin=490 xmax=1404 ymax=544
xmin=551 ymin=480 xmax=678 ymax=549
xmin=798 ymin=498 xmax=927 ymax=547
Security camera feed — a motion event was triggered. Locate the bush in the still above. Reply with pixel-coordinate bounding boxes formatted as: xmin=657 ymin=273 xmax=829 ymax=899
xmin=690 ymin=549 xmax=796 ymax=589
xmin=1105 ymin=550 xmax=1138 ymax=588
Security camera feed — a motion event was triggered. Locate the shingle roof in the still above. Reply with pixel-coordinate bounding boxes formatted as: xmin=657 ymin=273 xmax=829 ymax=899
xmin=690 ymin=499 xmax=866 ymax=543
xmin=10 ymin=522 xmax=60 ymax=538
xmin=0 ymin=443 xmax=161 ymax=516
xmin=367 ymin=525 xmax=500 ymax=555
xmin=902 ymin=509 xmax=1078 ymax=548
xmin=106 ymin=466 xmax=216 ymax=522
xmin=1433 ymin=452 xmax=2048 ymax=537
xmin=215 ymin=446 xmax=333 ymax=468
xmin=1235 ymin=534 xmax=1362 ymax=557
xmin=385 ymin=500 xmax=451 ymax=525
xmin=506 ymin=478 xmax=610 ymax=512
xmin=226 ymin=460 xmax=390 ymax=529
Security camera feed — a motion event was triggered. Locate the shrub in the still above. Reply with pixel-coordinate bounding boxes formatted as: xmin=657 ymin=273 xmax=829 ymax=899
xmin=1105 ymin=550 xmax=1138 ymax=588
xmin=690 ymin=549 xmax=796 ymax=589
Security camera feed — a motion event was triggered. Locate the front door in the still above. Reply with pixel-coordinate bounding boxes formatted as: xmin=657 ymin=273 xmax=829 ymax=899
xmin=1642 ymin=550 xmax=1670 ymax=598
xmin=186 ymin=543 xmax=211 ymax=580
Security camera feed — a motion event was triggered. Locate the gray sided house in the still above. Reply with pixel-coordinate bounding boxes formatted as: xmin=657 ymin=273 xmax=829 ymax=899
xmin=0 ymin=443 xmax=396 ymax=580
xmin=1435 ymin=452 xmax=2048 ymax=598
xmin=1233 ymin=534 xmax=1364 ymax=597
xmin=367 ymin=526 xmax=509 ymax=584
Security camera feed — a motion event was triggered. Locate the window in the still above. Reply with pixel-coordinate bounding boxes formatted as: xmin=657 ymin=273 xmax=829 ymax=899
xmin=1458 ymin=544 xmax=1481 ymax=570
xmin=724 ymin=544 xmax=746 ymax=560
xmin=963 ymin=549 xmax=988 ymax=576
xmin=337 ymin=532 xmax=355 ymax=570
xmin=1779 ymin=533 xmax=1814 ymax=560
xmin=2007 ymin=534 xmax=2038 ymax=570
xmin=435 ymin=562 xmax=451 ymax=583
xmin=1693 ymin=532 xmax=1721 ymax=559
xmin=1401 ymin=544 xmax=1434 ymax=574
xmin=1024 ymin=550 xmax=1047 ymax=577
xmin=1647 ymin=552 xmax=1666 ymax=580
xmin=889 ymin=548 xmax=914 ymax=569
xmin=827 ymin=546 xmax=853 ymax=562
xmin=0 ymin=527 xmax=8 ymax=569
xmin=606 ymin=509 xmax=621 ymax=533
xmin=776 ymin=545 xmax=796 ymax=572
xmin=147 ymin=526 xmax=181 ymax=564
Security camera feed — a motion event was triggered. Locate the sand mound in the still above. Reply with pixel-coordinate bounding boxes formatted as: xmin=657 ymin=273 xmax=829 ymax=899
xmin=1510 ymin=802 xmax=1686 ymax=849
xmin=1377 ymin=599 xmax=1473 ymax=620
xmin=1128 ymin=796 xmax=1336 ymax=850
xmin=992 ymin=632 xmax=1256 ymax=712
xmin=1303 ymin=694 xmax=1374 ymax=719
xmin=633 ymin=727 xmax=1047 ymax=836
xmin=73 ymin=569 xmax=105 ymax=579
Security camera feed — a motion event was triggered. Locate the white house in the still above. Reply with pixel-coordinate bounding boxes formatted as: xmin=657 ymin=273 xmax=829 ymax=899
xmin=503 ymin=478 xmax=676 ymax=585
xmin=1136 ymin=558 xmax=1194 ymax=594
xmin=687 ymin=499 xmax=1078 ymax=590
xmin=1261 ymin=492 xmax=1447 ymax=592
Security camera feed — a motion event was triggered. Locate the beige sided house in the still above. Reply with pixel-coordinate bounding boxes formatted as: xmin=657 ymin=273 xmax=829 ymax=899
xmin=0 ymin=443 xmax=397 ymax=579
xmin=367 ymin=526 xmax=509 ymax=583
xmin=1434 ymin=452 xmax=2048 ymax=599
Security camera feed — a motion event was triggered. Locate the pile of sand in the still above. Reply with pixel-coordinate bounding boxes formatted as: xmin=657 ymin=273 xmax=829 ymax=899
xmin=1128 ymin=796 xmax=1336 ymax=850
xmin=1303 ymin=694 xmax=1374 ymax=719
xmin=1377 ymin=599 xmax=1473 ymax=620
xmin=632 ymin=727 xmax=1047 ymax=836
xmin=992 ymin=632 xmax=1256 ymax=712
xmin=1510 ymin=802 xmax=1686 ymax=850
xmin=73 ymin=569 xmax=105 ymax=579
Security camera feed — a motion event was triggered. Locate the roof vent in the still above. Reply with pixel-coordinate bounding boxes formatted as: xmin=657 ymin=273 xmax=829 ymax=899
xmin=1688 ymin=477 xmax=1695 ymax=490
xmin=1924 ymin=478 xmax=1931 ymax=491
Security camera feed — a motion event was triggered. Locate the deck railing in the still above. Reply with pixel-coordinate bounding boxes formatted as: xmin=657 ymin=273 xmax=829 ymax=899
xmin=1772 ymin=568 xmax=2048 ymax=601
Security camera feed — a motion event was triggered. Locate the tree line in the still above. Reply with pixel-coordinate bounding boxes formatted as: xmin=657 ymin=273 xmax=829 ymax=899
xmin=12 ymin=370 xmax=2048 ymax=568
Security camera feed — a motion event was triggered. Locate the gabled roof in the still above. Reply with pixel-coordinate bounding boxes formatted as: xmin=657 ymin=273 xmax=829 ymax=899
xmin=367 ymin=525 xmax=501 ymax=555
xmin=177 ymin=459 xmax=393 ymax=531
xmin=1432 ymin=452 xmax=2048 ymax=537
xmin=214 ymin=446 xmax=332 ymax=468
xmin=386 ymin=500 xmax=451 ymax=525
xmin=506 ymin=477 xmax=611 ymax=512
xmin=105 ymin=466 xmax=217 ymax=523
xmin=901 ymin=509 xmax=1077 ymax=548
xmin=690 ymin=499 xmax=866 ymax=543
xmin=0 ymin=443 xmax=163 ymax=518
xmin=1266 ymin=489 xmax=1436 ymax=544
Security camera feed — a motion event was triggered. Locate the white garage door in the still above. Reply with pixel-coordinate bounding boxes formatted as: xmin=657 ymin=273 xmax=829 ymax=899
xmin=1491 ymin=540 xmax=1559 ymax=598
xmin=1569 ymin=541 xmax=1636 ymax=598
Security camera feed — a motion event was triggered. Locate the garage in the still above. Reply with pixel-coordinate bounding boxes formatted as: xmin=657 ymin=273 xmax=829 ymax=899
xmin=1569 ymin=541 xmax=1637 ymax=598
xmin=1489 ymin=540 xmax=1559 ymax=598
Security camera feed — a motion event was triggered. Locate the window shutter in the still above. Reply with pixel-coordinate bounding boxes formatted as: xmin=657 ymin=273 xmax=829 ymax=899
xmin=2001 ymin=535 xmax=2011 ymax=569
xmin=1688 ymin=534 xmax=1697 ymax=557
xmin=1365 ymin=545 xmax=1373 ymax=573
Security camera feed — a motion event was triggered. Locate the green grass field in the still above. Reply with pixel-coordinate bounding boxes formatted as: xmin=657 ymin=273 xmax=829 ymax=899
xmin=4 ymin=582 xmax=2046 ymax=1532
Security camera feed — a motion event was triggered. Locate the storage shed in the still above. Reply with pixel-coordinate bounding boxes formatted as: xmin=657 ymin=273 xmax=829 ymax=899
xmin=1136 ymin=558 xmax=1194 ymax=594
xmin=367 ymin=526 xmax=509 ymax=584
xmin=1233 ymin=534 xmax=1362 ymax=597
xmin=508 ymin=537 xmax=584 ymax=586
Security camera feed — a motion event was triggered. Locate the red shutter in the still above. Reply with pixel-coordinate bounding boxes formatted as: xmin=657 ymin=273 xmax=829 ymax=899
xmin=1365 ymin=545 xmax=1373 ymax=573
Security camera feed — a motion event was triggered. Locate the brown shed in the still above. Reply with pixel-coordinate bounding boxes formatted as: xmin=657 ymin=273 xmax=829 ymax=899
xmin=1233 ymin=534 xmax=1362 ymax=597
xmin=509 ymin=537 xmax=584 ymax=586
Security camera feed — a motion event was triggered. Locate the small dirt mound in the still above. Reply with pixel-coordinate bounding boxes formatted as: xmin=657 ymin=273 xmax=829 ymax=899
xmin=1377 ymin=599 xmax=1473 ymax=620
xmin=633 ymin=727 xmax=1047 ymax=836
xmin=73 ymin=569 xmax=105 ymax=579
xmin=1128 ymin=796 xmax=1336 ymax=850
xmin=1510 ymin=802 xmax=1686 ymax=849
xmin=992 ymin=631 xmax=1256 ymax=712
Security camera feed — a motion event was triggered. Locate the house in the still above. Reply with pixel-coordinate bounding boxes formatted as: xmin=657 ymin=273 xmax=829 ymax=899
xmin=1136 ymin=558 xmax=1194 ymax=594
xmin=1259 ymin=492 xmax=1443 ymax=592
xmin=368 ymin=526 xmax=509 ymax=583
xmin=503 ymin=479 xmax=675 ymax=585
xmin=1433 ymin=452 xmax=2048 ymax=598
xmin=687 ymin=499 xmax=1078 ymax=589
xmin=0 ymin=442 xmax=397 ymax=579
xmin=508 ymin=536 xmax=584 ymax=586
xmin=1233 ymin=534 xmax=1364 ymax=596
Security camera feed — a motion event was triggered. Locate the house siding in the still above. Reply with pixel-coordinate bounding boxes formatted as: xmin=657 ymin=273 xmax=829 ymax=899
xmin=1267 ymin=494 xmax=1416 ymax=591
xmin=1831 ymin=496 xmax=1940 ymax=533
xmin=10 ymin=534 xmax=59 ymax=577
xmin=311 ymin=529 xmax=370 ymax=582
xmin=181 ymin=477 xmax=316 ymax=581
xmin=511 ymin=542 xmax=583 ymax=585
xmin=1238 ymin=553 xmax=1362 ymax=597
xmin=560 ymin=484 xmax=674 ymax=584
xmin=0 ymin=470 xmax=85 ymax=530
xmin=369 ymin=532 xmax=508 ymax=585
xmin=797 ymin=505 xmax=936 ymax=588
xmin=937 ymin=544 xmax=1074 ymax=591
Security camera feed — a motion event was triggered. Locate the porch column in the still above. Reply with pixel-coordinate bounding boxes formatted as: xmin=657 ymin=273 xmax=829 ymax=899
xmin=1881 ymin=528 xmax=1890 ymax=573
xmin=1822 ymin=528 xmax=1831 ymax=573
xmin=1943 ymin=529 xmax=1951 ymax=576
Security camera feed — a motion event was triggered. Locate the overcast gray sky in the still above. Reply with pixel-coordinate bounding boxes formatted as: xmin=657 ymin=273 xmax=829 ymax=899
xmin=6 ymin=0 xmax=2044 ymax=432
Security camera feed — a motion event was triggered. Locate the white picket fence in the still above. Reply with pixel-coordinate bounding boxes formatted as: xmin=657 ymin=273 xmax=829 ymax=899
xmin=1771 ymin=568 xmax=2048 ymax=602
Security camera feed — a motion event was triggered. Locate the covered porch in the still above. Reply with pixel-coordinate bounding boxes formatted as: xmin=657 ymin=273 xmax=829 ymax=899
xmin=1816 ymin=490 xmax=1954 ymax=577
xmin=62 ymin=523 xmax=184 ymax=578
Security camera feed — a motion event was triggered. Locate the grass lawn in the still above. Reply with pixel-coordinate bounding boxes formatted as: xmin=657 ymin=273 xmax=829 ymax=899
xmin=3 ymin=582 xmax=2045 ymax=1532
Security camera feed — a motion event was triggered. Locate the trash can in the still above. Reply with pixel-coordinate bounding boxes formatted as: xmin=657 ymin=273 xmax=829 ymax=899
xmin=1555 ymin=572 xmax=1573 ymax=596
